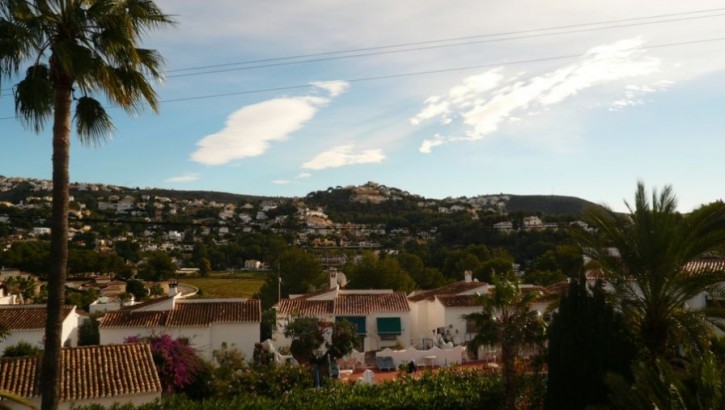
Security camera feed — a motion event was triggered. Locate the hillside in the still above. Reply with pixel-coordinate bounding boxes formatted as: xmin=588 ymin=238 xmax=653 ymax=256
xmin=0 ymin=176 xmax=597 ymax=218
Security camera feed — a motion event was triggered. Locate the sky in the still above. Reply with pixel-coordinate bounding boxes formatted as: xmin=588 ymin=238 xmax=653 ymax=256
xmin=2 ymin=1 xmax=725 ymax=212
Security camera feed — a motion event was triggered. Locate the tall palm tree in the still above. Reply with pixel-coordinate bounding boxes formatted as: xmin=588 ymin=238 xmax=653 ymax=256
xmin=574 ymin=182 xmax=725 ymax=362
xmin=0 ymin=1 xmax=173 ymax=408
xmin=465 ymin=275 xmax=547 ymax=410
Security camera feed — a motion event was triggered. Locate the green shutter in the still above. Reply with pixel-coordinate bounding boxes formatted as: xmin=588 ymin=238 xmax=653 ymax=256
xmin=336 ymin=316 xmax=367 ymax=334
xmin=376 ymin=317 xmax=402 ymax=335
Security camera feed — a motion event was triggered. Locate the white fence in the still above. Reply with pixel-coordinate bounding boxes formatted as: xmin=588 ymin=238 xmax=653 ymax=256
xmin=375 ymin=345 xmax=467 ymax=368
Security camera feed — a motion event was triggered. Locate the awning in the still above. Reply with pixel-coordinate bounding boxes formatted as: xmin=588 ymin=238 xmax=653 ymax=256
xmin=376 ymin=317 xmax=402 ymax=335
xmin=336 ymin=316 xmax=367 ymax=335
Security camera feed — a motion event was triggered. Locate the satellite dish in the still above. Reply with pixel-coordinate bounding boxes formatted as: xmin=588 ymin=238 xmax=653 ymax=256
xmin=337 ymin=272 xmax=348 ymax=288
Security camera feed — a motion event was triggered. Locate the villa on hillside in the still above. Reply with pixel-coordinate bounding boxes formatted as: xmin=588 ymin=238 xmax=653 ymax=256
xmin=99 ymin=292 xmax=261 ymax=360
xmin=274 ymin=271 xmax=412 ymax=352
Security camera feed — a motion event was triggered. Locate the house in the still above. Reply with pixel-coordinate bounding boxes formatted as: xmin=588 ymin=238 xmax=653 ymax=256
xmin=407 ymin=271 xmax=489 ymax=348
xmin=0 ymin=305 xmax=81 ymax=354
xmin=274 ymin=271 xmax=411 ymax=352
xmin=0 ymin=343 xmax=161 ymax=410
xmin=99 ymin=296 xmax=261 ymax=360
xmin=407 ymin=271 xmax=555 ymax=350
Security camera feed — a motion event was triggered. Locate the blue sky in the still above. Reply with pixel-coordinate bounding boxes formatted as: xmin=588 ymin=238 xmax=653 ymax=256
xmin=2 ymin=0 xmax=725 ymax=212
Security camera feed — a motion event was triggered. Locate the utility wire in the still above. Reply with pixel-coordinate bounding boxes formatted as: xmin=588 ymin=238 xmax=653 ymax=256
xmin=165 ymin=11 xmax=725 ymax=79
xmin=1 ymin=6 xmax=725 ymax=95
xmin=168 ymin=7 xmax=725 ymax=74
xmin=1 ymin=35 xmax=725 ymax=120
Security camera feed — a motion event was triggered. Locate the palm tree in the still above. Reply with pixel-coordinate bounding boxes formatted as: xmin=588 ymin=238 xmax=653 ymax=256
xmin=465 ymin=275 xmax=547 ymax=410
xmin=574 ymin=182 xmax=725 ymax=362
xmin=0 ymin=2 xmax=173 ymax=409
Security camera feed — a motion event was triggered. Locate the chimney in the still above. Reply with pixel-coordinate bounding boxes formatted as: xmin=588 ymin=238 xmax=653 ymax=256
xmin=329 ymin=268 xmax=338 ymax=289
xmin=168 ymin=279 xmax=178 ymax=296
xmin=464 ymin=270 xmax=473 ymax=283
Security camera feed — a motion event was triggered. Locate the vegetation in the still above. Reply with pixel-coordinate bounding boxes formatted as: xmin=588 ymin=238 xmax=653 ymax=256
xmin=574 ymin=183 xmax=725 ymax=361
xmin=125 ymin=335 xmax=204 ymax=395
xmin=2 ymin=341 xmax=43 ymax=358
xmin=75 ymin=368 xmax=505 ymax=410
xmin=465 ymin=275 xmax=547 ymax=410
xmin=545 ymin=275 xmax=635 ymax=409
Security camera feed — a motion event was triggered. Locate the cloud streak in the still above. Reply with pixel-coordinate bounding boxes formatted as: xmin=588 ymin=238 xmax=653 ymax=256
xmin=165 ymin=173 xmax=200 ymax=183
xmin=412 ymin=38 xmax=663 ymax=152
xmin=302 ymin=144 xmax=385 ymax=170
xmin=191 ymin=82 xmax=349 ymax=165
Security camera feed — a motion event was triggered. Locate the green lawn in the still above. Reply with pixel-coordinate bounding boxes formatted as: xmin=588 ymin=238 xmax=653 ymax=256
xmin=180 ymin=275 xmax=266 ymax=298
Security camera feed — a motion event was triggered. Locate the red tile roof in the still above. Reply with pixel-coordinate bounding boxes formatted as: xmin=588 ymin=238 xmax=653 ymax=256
xmin=100 ymin=310 xmax=166 ymax=328
xmin=276 ymin=292 xmax=409 ymax=316
xmin=0 ymin=343 xmax=161 ymax=400
xmin=167 ymin=300 xmax=261 ymax=327
xmin=436 ymin=295 xmax=482 ymax=308
xmin=276 ymin=299 xmax=333 ymax=316
xmin=0 ymin=305 xmax=75 ymax=330
xmin=685 ymin=259 xmax=725 ymax=274
xmin=100 ymin=299 xmax=261 ymax=328
xmin=407 ymin=281 xmax=487 ymax=302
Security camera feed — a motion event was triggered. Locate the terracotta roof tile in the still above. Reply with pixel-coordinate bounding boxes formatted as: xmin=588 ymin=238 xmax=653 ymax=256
xmin=277 ymin=292 xmax=409 ymax=316
xmin=100 ymin=299 xmax=261 ymax=328
xmin=0 ymin=343 xmax=161 ymax=400
xmin=436 ymin=295 xmax=482 ymax=308
xmin=685 ymin=259 xmax=725 ymax=274
xmin=0 ymin=305 xmax=75 ymax=330
xmin=276 ymin=299 xmax=333 ymax=316
xmin=167 ymin=300 xmax=261 ymax=326
xmin=334 ymin=292 xmax=410 ymax=315
xmin=100 ymin=310 xmax=166 ymax=328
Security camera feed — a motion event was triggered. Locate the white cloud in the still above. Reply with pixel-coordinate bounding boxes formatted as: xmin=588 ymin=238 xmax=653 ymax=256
xmin=165 ymin=173 xmax=200 ymax=183
xmin=272 ymin=179 xmax=290 ymax=185
xmin=419 ymin=136 xmax=445 ymax=154
xmin=311 ymin=81 xmax=350 ymax=97
xmin=412 ymin=38 xmax=664 ymax=152
xmin=302 ymin=144 xmax=385 ymax=170
xmin=191 ymin=82 xmax=350 ymax=166
xmin=295 ymin=172 xmax=312 ymax=179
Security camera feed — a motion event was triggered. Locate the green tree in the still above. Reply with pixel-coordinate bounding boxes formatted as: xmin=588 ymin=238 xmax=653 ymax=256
xmin=1 ymin=2 xmax=173 ymax=408
xmin=284 ymin=316 xmax=326 ymax=365
xmin=545 ymin=275 xmax=635 ymax=410
xmin=138 ymin=251 xmax=178 ymax=281
xmin=125 ymin=278 xmax=147 ymax=300
xmin=465 ymin=275 xmax=546 ymax=410
xmin=574 ymin=183 xmax=725 ymax=361
xmin=346 ymin=252 xmax=415 ymax=292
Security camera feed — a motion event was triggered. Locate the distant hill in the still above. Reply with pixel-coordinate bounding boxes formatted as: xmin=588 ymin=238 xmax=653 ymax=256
xmin=505 ymin=195 xmax=599 ymax=216
xmin=0 ymin=176 xmax=598 ymax=218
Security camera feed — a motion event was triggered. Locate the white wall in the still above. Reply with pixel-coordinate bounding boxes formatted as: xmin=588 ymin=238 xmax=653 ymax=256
xmin=0 ymin=329 xmax=44 ymax=355
xmin=210 ymin=322 xmax=260 ymax=361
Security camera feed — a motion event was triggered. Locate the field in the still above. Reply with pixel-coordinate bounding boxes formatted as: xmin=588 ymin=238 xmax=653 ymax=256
xmin=180 ymin=272 xmax=266 ymax=298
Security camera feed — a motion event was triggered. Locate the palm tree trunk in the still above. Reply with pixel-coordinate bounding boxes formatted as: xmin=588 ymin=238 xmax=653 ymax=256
xmin=501 ymin=343 xmax=519 ymax=410
xmin=40 ymin=74 xmax=72 ymax=410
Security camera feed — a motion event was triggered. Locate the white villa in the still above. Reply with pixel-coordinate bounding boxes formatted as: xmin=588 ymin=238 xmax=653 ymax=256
xmin=99 ymin=295 xmax=261 ymax=360
xmin=0 ymin=305 xmax=81 ymax=354
xmin=274 ymin=272 xmax=412 ymax=352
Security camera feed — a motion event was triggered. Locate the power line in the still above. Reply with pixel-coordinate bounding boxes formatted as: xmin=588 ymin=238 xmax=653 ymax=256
xmin=167 ymin=7 xmax=725 ymax=74
xmin=164 ymin=11 xmax=725 ymax=79
xmin=1 ymin=6 xmax=724 ymax=94
xmin=1 ymin=35 xmax=725 ymax=120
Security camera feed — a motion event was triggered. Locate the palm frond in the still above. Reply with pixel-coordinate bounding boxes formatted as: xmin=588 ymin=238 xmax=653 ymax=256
xmin=74 ymin=96 xmax=114 ymax=146
xmin=14 ymin=64 xmax=53 ymax=132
